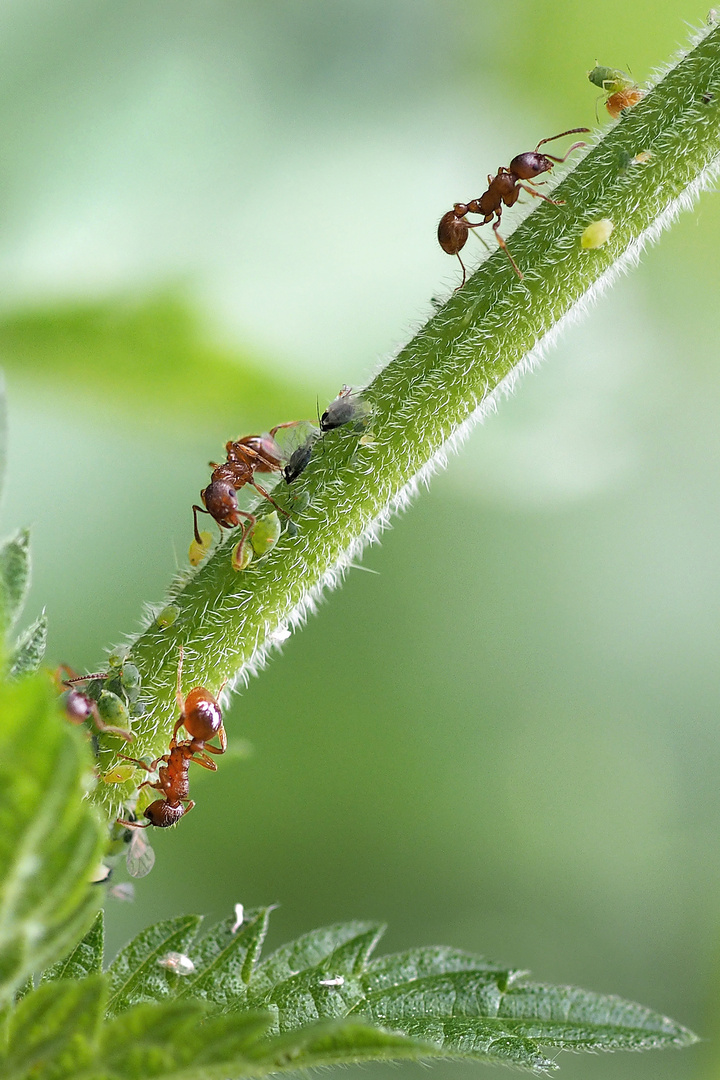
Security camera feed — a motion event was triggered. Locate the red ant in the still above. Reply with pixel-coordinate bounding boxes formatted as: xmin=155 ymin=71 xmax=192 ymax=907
xmin=437 ymin=127 xmax=589 ymax=286
xmin=192 ymin=422 xmax=303 ymax=561
xmin=56 ymin=665 xmax=134 ymax=742
xmin=117 ymin=647 xmax=226 ymax=829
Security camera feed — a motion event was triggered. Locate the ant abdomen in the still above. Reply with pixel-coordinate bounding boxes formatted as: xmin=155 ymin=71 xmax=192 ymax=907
xmin=183 ymin=689 xmax=223 ymax=742
xmin=144 ymin=800 xmax=190 ymax=828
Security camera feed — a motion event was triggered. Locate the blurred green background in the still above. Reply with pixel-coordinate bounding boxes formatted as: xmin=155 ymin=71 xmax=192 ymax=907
xmin=2 ymin=3 xmax=719 ymax=1078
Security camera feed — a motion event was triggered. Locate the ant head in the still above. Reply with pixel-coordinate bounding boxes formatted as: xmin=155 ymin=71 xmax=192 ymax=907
xmin=202 ymin=480 xmax=239 ymax=527
xmin=183 ymin=688 xmax=223 ymax=742
xmin=144 ymin=800 xmax=185 ymax=828
xmin=509 ymin=151 xmax=553 ymax=180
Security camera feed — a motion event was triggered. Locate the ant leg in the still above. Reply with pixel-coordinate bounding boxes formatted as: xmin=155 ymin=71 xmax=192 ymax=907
xmin=517 ymin=182 xmax=565 ymax=206
xmin=178 ymin=800 xmax=196 ymax=820
xmin=453 ymin=253 xmax=467 ymax=290
xmin=190 ymin=753 xmax=218 ymax=771
xmin=251 ymin=482 xmax=292 ymax=519
xmin=117 ymin=817 xmax=150 ymax=829
xmin=119 ymin=753 xmax=163 ymax=772
xmin=268 ymin=420 xmax=302 ymax=438
xmin=492 ymin=221 xmax=524 ymax=280
xmin=192 ymin=504 xmax=212 ymax=545
xmin=230 ymin=512 xmax=257 ymax=572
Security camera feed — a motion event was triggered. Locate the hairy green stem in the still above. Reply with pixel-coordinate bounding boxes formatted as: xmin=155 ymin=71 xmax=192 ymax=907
xmin=94 ymin=24 xmax=720 ymax=818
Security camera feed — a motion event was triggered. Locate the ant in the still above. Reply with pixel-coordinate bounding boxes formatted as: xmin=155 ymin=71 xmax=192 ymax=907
xmin=56 ymin=665 xmax=134 ymax=742
xmin=437 ymin=127 xmax=589 ymax=286
xmin=117 ymin=647 xmax=226 ymax=829
xmin=192 ymin=422 xmax=302 ymax=560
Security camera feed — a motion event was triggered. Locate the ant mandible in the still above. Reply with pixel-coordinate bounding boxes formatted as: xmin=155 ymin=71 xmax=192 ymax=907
xmin=117 ymin=647 xmax=226 ymax=829
xmin=437 ymin=127 xmax=590 ymax=286
xmin=192 ymin=422 xmax=301 ymax=558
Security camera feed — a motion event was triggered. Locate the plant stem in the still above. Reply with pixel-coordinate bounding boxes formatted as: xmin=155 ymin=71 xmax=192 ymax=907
xmin=94 ymin=24 xmax=720 ymax=819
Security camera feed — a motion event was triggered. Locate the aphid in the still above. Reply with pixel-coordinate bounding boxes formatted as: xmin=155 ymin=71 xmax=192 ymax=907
xmin=156 ymin=604 xmax=180 ymax=629
xmin=581 ymin=218 xmax=614 ymax=249
xmin=125 ymin=828 xmax=156 ymax=877
xmin=188 ymin=531 xmax=213 ymax=567
xmin=282 ymin=434 xmax=319 ymax=483
xmin=57 ymin=666 xmax=134 ymax=742
xmin=702 ymin=91 xmax=714 ymax=104
xmin=320 ymin=386 xmax=369 ymax=431
xmin=101 ymin=763 xmax=138 ymax=784
xmin=587 ymin=64 xmax=644 ymax=119
xmin=158 ymin=952 xmax=195 ymax=975
xmin=116 ymin=649 xmax=226 ymax=830
xmin=250 ymin=512 xmax=281 ymax=558
xmin=232 ymin=903 xmax=245 ymax=932
xmin=319 ymin=975 xmax=345 ymax=987
xmin=192 ymin=422 xmax=301 ymax=566
xmin=437 ymin=128 xmax=589 ymax=285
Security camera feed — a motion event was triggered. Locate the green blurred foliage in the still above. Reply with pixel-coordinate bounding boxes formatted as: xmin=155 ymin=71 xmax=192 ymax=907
xmin=0 ymin=3 xmax=718 ymax=1080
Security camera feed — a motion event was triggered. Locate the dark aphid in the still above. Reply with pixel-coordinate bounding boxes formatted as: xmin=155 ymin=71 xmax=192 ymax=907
xmin=437 ymin=128 xmax=589 ymax=286
xmin=282 ymin=433 xmax=319 ymax=483
xmin=320 ymin=386 xmax=369 ymax=431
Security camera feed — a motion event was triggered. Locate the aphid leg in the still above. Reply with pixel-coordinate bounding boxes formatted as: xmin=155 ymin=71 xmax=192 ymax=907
xmin=251 ymin=482 xmax=292 ymax=519
xmin=89 ymin=700 xmax=134 ymax=742
xmin=492 ymin=221 xmax=524 ymax=280
xmin=192 ymin=504 xmax=211 ymax=545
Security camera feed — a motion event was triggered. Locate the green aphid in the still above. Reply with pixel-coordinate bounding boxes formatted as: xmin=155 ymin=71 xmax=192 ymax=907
xmin=588 ymin=64 xmax=635 ymax=94
xmin=97 ymin=690 xmax=132 ymax=734
xmin=120 ymin=662 xmax=142 ymax=701
xmin=156 ymin=604 xmax=180 ymax=629
xmin=251 ymin=512 xmax=281 ymax=557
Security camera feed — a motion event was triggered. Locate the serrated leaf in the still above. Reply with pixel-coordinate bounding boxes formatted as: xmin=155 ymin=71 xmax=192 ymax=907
xmin=251 ymin=1018 xmax=435 ymax=1072
xmin=41 ymin=910 xmax=103 ymax=983
xmin=106 ymin=913 xmax=203 ymax=1018
xmin=0 ymin=675 xmax=105 ymax=1003
xmin=363 ymin=945 xmax=520 ymax=993
xmin=9 ymin=612 xmax=48 ymax=679
xmin=100 ymin=999 xmax=273 ymax=1079
xmin=252 ymin=926 xmax=386 ymax=1034
xmin=350 ymin=969 xmax=697 ymax=1063
xmin=0 ymin=974 xmax=106 ymax=1079
xmin=0 ymin=531 xmax=30 ymax=636
xmin=176 ymin=906 xmax=272 ymax=1008
xmin=248 ymin=921 xmax=383 ymax=1003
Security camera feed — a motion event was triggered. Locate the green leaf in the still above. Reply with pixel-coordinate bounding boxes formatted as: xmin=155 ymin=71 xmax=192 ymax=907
xmin=176 ymin=906 xmax=272 ymax=1008
xmin=0 ymin=675 xmax=105 ymax=1004
xmin=363 ymin=944 xmax=520 ymax=992
xmin=247 ymin=921 xmax=383 ymax=1003
xmin=0 ymin=293 xmax=310 ymax=434
xmin=0 ymin=531 xmax=31 ymax=636
xmin=0 ymin=372 xmax=7 ymax=510
xmin=100 ymin=1001 xmax=273 ymax=1079
xmin=106 ymin=913 xmax=203 ymax=1018
xmin=251 ymin=1018 xmax=435 ymax=1072
xmin=8 ymin=612 xmax=48 ymax=679
xmin=41 ymin=910 xmax=104 ymax=983
xmin=0 ymin=974 xmax=106 ymax=1079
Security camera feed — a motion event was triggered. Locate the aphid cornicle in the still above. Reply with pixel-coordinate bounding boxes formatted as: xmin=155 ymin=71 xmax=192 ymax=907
xmin=438 ymin=128 xmax=589 ymax=286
